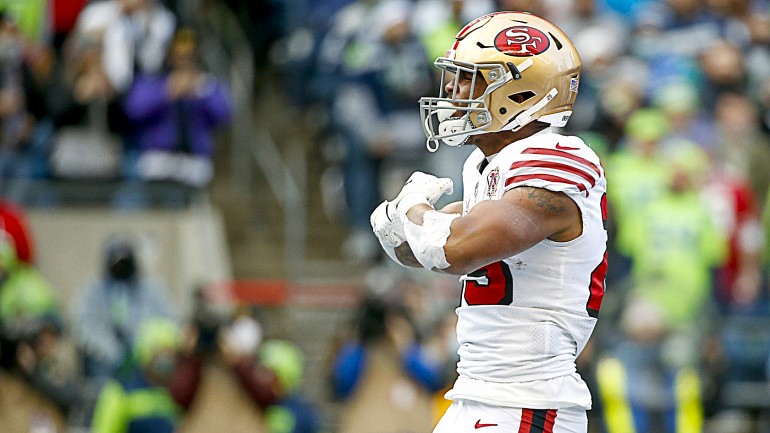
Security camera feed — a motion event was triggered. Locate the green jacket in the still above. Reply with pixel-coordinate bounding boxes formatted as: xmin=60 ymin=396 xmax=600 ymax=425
xmin=0 ymin=239 xmax=57 ymax=332
xmin=618 ymin=190 xmax=726 ymax=328
xmin=92 ymin=375 xmax=179 ymax=433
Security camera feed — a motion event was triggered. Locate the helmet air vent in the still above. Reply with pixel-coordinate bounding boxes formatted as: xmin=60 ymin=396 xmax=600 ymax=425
xmin=549 ymin=33 xmax=563 ymax=50
xmin=509 ymin=91 xmax=536 ymax=104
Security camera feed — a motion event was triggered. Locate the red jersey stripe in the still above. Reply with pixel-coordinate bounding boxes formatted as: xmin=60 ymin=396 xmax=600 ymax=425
xmin=505 ymin=173 xmax=589 ymax=194
xmin=522 ymin=148 xmax=602 ymax=176
xmin=544 ymin=409 xmax=558 ymax=433
xmin=510 ymin=160 xmax=597 ymax=187
xmin=518 ymin=409 xmax=557 ymax=433
xmin=518 ymin=409 xmax=534 ymax=433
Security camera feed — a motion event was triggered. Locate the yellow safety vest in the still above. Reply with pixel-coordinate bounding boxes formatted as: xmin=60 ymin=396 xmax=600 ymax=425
xmin=596 ymin=357 xmax=703 ymax=433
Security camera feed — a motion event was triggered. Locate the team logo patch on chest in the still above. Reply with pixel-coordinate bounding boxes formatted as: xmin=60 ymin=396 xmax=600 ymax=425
xmin=486 ymin=167 xmax=500 ymax=198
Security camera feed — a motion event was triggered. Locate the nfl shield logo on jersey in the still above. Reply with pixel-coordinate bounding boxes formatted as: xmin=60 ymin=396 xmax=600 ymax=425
xmin=487 ymin=168 xmax=500 ymax=198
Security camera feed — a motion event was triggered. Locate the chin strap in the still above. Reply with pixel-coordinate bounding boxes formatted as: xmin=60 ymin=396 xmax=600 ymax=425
xmin=503 ymin=87 xmax=559 ymax=132
xmin=425 ymin=100 xmax=474 ymax=152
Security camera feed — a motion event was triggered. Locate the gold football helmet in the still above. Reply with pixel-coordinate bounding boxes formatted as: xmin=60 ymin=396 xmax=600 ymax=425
xmin=420 ymin=12 xmax=582 ymax=151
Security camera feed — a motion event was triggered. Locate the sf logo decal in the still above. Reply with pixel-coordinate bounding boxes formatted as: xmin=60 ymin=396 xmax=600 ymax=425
xmin=494 ymin=26 xmax=550 ymax=56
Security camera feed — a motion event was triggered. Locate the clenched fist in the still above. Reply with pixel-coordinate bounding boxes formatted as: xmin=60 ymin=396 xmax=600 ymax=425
xmin=392 ymin=171 xmax=454 ymax=220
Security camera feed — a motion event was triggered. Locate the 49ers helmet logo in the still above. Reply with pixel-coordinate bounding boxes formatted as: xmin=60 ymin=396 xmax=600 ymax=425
xmin=494 ymin=26 xmax=550 ymax=56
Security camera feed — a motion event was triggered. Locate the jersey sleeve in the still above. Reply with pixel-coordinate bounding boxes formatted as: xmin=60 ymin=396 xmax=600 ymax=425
xmin=503 ymin=141 xmax=604 ymax=197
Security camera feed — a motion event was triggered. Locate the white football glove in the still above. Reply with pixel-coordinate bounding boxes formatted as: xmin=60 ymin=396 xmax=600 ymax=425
xmin=393 ymin=171 xmax=454 ymax=220
xmin=370 ymin=200 xmax=405 ymax=247
xmin=370 ymin=200 xmax=405 ymax=265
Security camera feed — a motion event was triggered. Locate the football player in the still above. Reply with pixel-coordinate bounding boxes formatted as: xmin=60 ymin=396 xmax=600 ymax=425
xmin=371 ymin=11 xmax=608 ymax=433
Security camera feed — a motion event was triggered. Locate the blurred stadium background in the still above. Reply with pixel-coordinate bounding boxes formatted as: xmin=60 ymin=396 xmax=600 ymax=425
xmin=0 ymin=0 xmax=769 ymax=432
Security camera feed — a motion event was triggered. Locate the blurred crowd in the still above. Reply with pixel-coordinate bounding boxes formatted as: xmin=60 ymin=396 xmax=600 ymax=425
xmin=0 ymin=0 xmax=233 ymax=206
xmin=2 ymin=0 xmax=770 ymax=433
xmin=0 ymin=199 xmax=323 ymax=433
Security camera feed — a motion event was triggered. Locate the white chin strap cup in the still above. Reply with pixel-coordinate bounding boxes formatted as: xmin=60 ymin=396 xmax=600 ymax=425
xmin=425 ymin=100 xmax=471 ymax=151
xmin=438 ymin=119 xmax=470 ymax=147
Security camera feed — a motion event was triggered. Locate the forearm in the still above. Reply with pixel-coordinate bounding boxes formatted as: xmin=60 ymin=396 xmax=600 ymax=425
xmin=405 ymin=203 xmax=434 ymax=225
xmin=394 ymin=243 xmax=422 ymax=268
xmin=396 ymin=203 xmax=453 ymax=269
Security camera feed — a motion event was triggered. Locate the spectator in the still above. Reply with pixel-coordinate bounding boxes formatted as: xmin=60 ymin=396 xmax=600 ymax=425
xmin=331 ymin=294 xmax=445 ymax=433
xmin=0 ymin=0 xmax=48 ymax=43
xmin=698 ymin=39 xmax=750 ymax=114
xmin=606 ymin=108 xmax=672 ymax=218
xmin=632 ymin=0 xmax=724 ymax=61
xmin=0 ymin=232 xmax=58 ymax=371
xmin=564 ymin=2 xmax=630 ymax=136
xmin=91 ymin=317 xmax=183 ymax=433
xmin=554 ymin=0 xmax=629 ymax=47
xmin=704 ymin=170 xmax=764 ymax=313
xmin=651 ymin=80 xmax=717 ymax=152
xmin=73 ymin=0 xmax=176 ymax=94
xmin=617 ymin=141 xmax=726 ymax=334
xmin=330 ymin=0 xmax=435 ymax=261
xmin=174 ymin=294 xmax=279 ymax=433
xmin=612 ymin=143 xmax=727 ymax=426
xmin=583 ymin=55 xmax=650 ymax=148
xmin=702 ymin=0 xmax=770 ymax=100
xmin=605 ymin=139 xmax=727 ymax=431
xmin=606 ymin=108 xmax=673 ymax=282
xmin=260 ymin=339 xmax=320 ymax=433
xmin=0 ymin=12 xmax=35 ymax=179
xmin=14 ymin=314 xmax=81 ymax=420
xmin=73 ymin=236 xmax=176 ymax=387
xmin=0 ymin=231 xmax=74 ymax=432
xmin=712 ymin=92 xmax=770 ymax=207
xmin=49 ymin=31 xmax=124 ymax=130
xmin=47 ymin=33 xmax=124 ymax=180
xmin=596 ymin=298 xmax=705 ymax=433
xmin=171 ymin=308 xmax=280 ymax=411
xmin=123 ymin=28 xmax=233 ymax=188
xmin=0 ymin=6 xmax=61 ymax=181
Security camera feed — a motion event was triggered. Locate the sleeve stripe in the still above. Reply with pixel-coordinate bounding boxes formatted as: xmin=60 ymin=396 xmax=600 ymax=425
xmin=522 ymin=148 xmax=602 ymax=176
xmin=510 ymin=160 xmax=597 ymax=187
xmin=505 ymin=174 xmax=588 ymax=193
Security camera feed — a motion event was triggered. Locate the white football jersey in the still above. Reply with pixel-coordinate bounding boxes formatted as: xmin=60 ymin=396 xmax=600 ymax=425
xmin=446 ymin=129 xmax=608 ymax=409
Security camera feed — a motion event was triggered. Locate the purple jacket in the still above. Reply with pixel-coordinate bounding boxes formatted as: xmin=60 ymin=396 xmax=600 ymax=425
xmin=124 ymin=74 xmax=232 ymax=156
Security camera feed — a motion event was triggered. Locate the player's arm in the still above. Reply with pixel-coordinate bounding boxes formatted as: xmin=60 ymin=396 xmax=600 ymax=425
xmin=439 ymin=201 xmax=463 ymax=214
xmin=370 ymin=173 xmax=456 ymax=268
xmin=404 ymin=186 xmax=581 ymax=275
xmin=394 ymin=200 xmax=463 ymax=267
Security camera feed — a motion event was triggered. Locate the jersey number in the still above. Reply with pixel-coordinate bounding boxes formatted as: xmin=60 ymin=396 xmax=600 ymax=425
xmin=463 ymin=261 xmax=513 ymax=306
